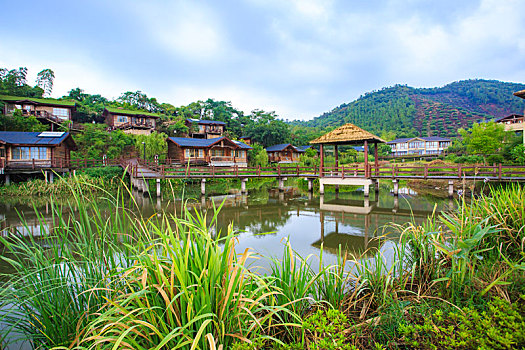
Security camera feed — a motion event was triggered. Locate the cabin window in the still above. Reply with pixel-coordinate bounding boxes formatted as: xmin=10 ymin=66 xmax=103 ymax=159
xmin=12 ymin=147 xmax=30 ymax=160
xmin=211 ymin=149 xmax=225 ymax=157
xmin=185 ymin=149 xmax=204 ymax=158
xmin=0 ymin=148 xmax=5 ymax=158
xmin=236 ymin=150 xmax=245 ymax=158
xmin=30 ymin=147 xmax=48 ymax=160
xmin=117 ymin=115 xmax=128 ymax=123
xmin=24 ymin=105 xmax=33 ymax=112
xmin=53 ymin=108 xmax=69 ymax=119
xmin=14 ymin=104 xmax=22 ymax=110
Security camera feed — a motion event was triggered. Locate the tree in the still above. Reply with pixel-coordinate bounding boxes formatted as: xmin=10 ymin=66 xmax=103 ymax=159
xmin=248 ymin=143 xmax=268 ymax=167
xmin=0 ymin=67 xmax=43 ymax=97
xmin=244 ymin=110 xmax=291 ymax=147
xmin=36 ymin=69 xmax=55 ymax=96
xmin=116 ymin=91 xmax=162 ymax=112
xmin=0 ymin=109 xmax=48 ymax=132
xmin=458 ymin=122 xmax=506 ymax=163
xmin=134 ymin=132 xmax=168 ymax=160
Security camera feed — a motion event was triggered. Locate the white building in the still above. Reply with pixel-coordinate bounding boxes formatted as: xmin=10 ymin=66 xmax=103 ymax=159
xmin=387 ymin=137 xmax=451 ymax=157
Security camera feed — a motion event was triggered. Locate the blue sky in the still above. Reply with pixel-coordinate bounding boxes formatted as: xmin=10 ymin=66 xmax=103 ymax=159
xmin=1 ymin=0 xmax=524 ymax=120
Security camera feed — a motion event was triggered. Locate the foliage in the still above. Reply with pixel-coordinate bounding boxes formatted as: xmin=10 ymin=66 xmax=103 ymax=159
xmin=76 ymin=166 xmax=124 ymax=181
xmin=0 ymin=67 xmax=45 ymax=97
xmin=303 ymin=309 xmax=356 ymax=350
xmin=0 ymin=108 xmax=49 ymax=132
xmin=0 ymin=174 xmax=121 ymax=197
xmin=0 ymin=180 xmax=140 ymax=347
xmin=292 ymin=79 xmax=525 ymax=138
xmin=458 ymin=121 xmax=506 ymax=162
xmin=400 ymin=297 xmax=525 ymax=349
xmin=134 ymin=132 xmax=168 ymax=160
xmin=248 ymin=143 xmax=269 ymax=167
xmin=35 ymin=69 xmax=55 ymax=97
xmin=71 ymin=123 xmax=134 ymax=159
xmin=244 ymin=109 xmax=291 ymax=147
xmin=116 ymin=90 xmax=163 ymax=113
xmin=511 ymin=144 xmax=525 ymax=165
xmin=67 ymin=88 xmax=108 ymax=123
xmin=300 ymin=147 xmax=320 ymax=167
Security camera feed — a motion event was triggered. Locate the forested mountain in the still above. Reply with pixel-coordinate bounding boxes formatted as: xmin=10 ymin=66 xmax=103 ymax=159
xmin=292 ymin=80 xmax=525 ymax=138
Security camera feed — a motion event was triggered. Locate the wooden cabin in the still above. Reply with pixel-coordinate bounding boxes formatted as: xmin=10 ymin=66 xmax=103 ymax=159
xmin=167 ymin=136 xmax=252 ymax=167
xmin=0 ymin=95 xmax=76 ymax=129
xmin=239 ymin=136 xmax=252 ymax=145
xmin=0 ymin=131 xmax=77 ymax=178
xmin=104 ymin=107 xmax=160 ymax=135
xmin=185 ymin=119 xmax=226 ymax=139
xmin=387 ymin=137 xmax=451 ymax=157
xmin=265 ymin=144 xmax=304 ymax=163
xmin=495 ymin=114 xmax=524 ymax=132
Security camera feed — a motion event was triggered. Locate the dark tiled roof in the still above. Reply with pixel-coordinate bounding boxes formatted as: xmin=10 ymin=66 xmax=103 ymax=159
xmin=186 ymin=118 xmax=226 ymax=125
xmin=168 ymin=136 xmax=245 ymax=149
xmin=296 ymin=145 xmax=314 ymax=152
xmin=0 ymin=95 xmax=76 ymax=107
xmin=0 ymin=131 xmax=71 ymax=145
xmin=265 ymin=143 xmax=295 ymax=152
xmin=387 ymin=136 xmax=451 ymax=144
xmin=105 ymin=107 xmax=161 ymax=118
xmin=494 ymin=114 xmax=523 ymax=123
xmin=233 ymin=140 xmax=253 ymax=150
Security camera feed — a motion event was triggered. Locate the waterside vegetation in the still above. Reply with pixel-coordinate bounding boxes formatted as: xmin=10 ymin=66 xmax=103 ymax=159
xmin=0 ymin=180 xmax=523 ymax=349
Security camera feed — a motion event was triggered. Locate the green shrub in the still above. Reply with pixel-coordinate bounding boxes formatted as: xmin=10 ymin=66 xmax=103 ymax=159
xmin=400 ymin=297 xmax=525 ymax=349
xmin=303 ymin=309 xmax=357 ymax=350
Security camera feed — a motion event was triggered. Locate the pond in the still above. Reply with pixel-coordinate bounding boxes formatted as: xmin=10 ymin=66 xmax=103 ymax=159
xmin=0 ymin=182 xmax=455 ymax=271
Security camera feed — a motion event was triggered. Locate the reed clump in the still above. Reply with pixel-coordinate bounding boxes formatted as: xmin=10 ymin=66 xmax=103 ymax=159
xmin=0 ymin=180 xmax=523 ymax=349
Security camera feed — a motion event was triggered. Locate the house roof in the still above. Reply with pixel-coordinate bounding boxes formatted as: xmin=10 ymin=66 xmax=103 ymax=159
xmin=296 ymin=145 xmax=316 ymax=152
xmin=239 ymin=136 xmax=250 ymax=139
xmin=0 ymin=95 xmax=76 ymax=107
xmin=186 ymin=118 xmax=226 ymax=125
xmin=265 ymin=143 xmax=301 ymax=152
xmin=310 ymin=123 xmax=385 ymax=145
xmin=168 ymin=136 xmax=241 ymax=149
xmin=233 ymin=140 xmax=253 ymax=150
xmin=494 ymin=114 xmax=524 ymax=123
xmin=514 ymin=89 xmax=525 ymax=99
xmin=104 ymin=107 xmax=161 ymax=118
xmin=0 ymin=131 xmax=77 ymax=149
xmin=386 ymin=136 xmax=451 ymax=144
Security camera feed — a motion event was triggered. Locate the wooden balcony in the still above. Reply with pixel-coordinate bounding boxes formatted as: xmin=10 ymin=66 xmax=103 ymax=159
xmin=1 ymin=158 xmax=72 ymax=171
xmin=20 ymin=109 xmax=68 ymax=125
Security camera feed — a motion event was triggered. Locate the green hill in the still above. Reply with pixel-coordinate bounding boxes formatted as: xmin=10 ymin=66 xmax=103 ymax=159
xmin=293 ymin=79 xmax=525 ymax=138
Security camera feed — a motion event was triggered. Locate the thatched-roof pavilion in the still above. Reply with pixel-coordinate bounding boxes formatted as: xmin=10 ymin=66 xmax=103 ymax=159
xmin=513 ymin=89 xmax=525 ymax=99
xmin=310 ymin=123 xmax=385 ymax=177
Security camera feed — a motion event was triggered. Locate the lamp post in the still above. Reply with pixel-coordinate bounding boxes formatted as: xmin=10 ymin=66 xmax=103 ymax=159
xmin=142 ymin=142 xmax=146 ymax=162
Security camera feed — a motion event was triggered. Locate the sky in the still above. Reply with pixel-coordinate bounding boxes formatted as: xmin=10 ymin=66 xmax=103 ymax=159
xmin=1 ymin=0 xmax=524 ymax=120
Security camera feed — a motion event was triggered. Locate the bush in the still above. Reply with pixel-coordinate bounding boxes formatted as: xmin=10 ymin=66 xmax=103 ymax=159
xmin=400 ymin=297 xmax=525 ymax=349
xmin=76 ymin=166 xmax=124 ymax=181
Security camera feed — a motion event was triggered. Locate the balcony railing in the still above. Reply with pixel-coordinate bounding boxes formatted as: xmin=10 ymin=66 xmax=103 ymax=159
xmin=19 ymin=109 xmax=68 ymax=124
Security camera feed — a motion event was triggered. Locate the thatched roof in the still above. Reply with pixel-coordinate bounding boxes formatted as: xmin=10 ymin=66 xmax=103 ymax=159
xmin=310 ymin=123 xmax=385 ymax=145
xmin=514 ymin=89 xmax=525 ymax=99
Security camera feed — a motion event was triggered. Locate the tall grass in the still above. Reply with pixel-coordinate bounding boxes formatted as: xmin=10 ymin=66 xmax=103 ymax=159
xmin=0 ymin=177 xmax=143 ymax=348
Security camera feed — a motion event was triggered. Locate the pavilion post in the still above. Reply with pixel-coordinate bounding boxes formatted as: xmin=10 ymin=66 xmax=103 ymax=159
xmin=364 ymin=140 xmax=369 ymax=177
xmin=334 ymin=144 xmax=339 ymax=173
xmin=320 ymin=144 xmax=324 ymax=177
xmin=374 ymin=142 xmax=379 ymax=175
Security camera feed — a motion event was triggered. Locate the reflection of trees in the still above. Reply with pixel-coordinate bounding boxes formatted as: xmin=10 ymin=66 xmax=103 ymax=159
xmin=215 ymin=205 xmax=293 ymax=235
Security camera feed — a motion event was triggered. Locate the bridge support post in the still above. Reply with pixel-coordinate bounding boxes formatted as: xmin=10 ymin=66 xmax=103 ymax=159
xmin=335 ymin=185 xmax=339 ymax=194
xmin=5 ymin=174 xmax=10 ymax=185
xmin=201 ymin=179 xmax=206 ymax=196
xmin=44 ymin=171 xmax=49 ymax=183
xmin=319 ymin=180 xmax=324 ymax=195
xmin=374 ymin=179 xmax=379 ymax=192
xmin=49 ymin=172 xmax=54 ymax=184
xmin=363 ymin=184 xmax=370 ymax=197
xmin=73 ymin=170 xmax=76 ymax=177
xmin=278 ymin=177 xmax=285 ymax=192
xmin=156 ymin=179 xmax=161 ymax=197
xmin=241 ymin=178 xmax=247 ymax=194
xmin=448 ymin=180 xmax=454 ymax=198
xmin=393 ymin=179 xmax=399 ymax=196
xmin=308 ymin=178 xmax=313 ymax=192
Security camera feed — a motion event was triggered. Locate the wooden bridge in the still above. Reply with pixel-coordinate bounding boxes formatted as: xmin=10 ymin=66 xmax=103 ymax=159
xmin=4 ymin=156 xmax=525 ymax=197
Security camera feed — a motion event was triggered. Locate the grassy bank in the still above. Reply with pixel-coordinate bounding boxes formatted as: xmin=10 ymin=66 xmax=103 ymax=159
xmin=0 ymin=167 xmax=125 ymax=197
xmin=0 ymin=182 xmax=523 ymax=349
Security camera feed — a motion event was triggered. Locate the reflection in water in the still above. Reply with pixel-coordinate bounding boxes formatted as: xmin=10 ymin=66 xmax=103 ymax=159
xmin=0 ymin=184 xmax=454 ymax=270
